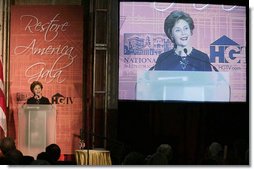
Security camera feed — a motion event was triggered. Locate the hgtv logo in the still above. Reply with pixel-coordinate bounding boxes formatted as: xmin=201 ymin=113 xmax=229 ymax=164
xmin=210 ymin=35 xmax=244 ymax=64
xmin=51 ymin=93 xmax=73 ymax=104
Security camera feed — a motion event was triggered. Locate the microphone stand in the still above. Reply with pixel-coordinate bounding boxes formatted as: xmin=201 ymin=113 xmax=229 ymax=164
xmin=86 ymin=129 xmax=90 ymax=165
xmin=80 ymin=128 xmax=90 ymax=165
xmin=85 ymin=128 xmax=94 ymax=165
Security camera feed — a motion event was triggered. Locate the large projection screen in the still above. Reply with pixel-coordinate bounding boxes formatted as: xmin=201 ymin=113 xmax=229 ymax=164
xmin=119 ymin=2 xmax=247 ymax=102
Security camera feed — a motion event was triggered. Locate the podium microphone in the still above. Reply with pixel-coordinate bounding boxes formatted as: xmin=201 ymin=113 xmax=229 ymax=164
xmin=183 ymin=48 xmax=219 ymax=72
xmin=149 ymin=65 xmax=155 ymax=71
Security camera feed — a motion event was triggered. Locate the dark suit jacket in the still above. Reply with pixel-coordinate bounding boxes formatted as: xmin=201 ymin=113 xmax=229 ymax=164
xmin=27 ymin=96 xmax=50 ymax=104
xmin=154 ymin=48 xmax=212 ymax=71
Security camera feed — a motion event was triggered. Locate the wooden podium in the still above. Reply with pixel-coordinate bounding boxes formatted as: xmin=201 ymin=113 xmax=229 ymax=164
xmin=18 ymin=104 xmax=56 ymax=158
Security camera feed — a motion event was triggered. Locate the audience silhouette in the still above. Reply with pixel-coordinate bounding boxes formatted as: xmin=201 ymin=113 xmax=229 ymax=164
xmin=0 ymin=137 xmax=16 ymax=155
xmin=0 ymin=136 xmax=249 ymax=165
xmin=156 ymin=144 xmax=173 ymax=164
xmin=201 ymin=142 xmax=223 ymax=165
xmin=147 ymin=152 xmax=168 ymax=165
xmin=5 ymin=149 xmax=24 ymax=165
xmin=0 ymin=137 xmax=63 ymax=165
xmin=45 ymin=143 xmax=61 ymax=165
xmin=122 ymin=151 xmax=145 ymax=165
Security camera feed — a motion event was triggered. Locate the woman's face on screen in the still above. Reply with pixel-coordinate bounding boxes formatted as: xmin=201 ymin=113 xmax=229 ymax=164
xmin=171 ymin=19 xmax=191 ymax=47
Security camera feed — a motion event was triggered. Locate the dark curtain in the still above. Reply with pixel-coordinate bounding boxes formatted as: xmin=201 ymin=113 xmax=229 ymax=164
xmin=117 ymin=101 xmax=249 ymax=164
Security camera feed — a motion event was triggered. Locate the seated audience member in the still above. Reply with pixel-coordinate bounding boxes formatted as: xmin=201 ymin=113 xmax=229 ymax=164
xmin=30 ymin=159 xmax=50 ymax=165
xmin=122 ymin=151 xmax=145 ymax=165
xmin=22 ymin=155 xmax=34 ymax=165
xmin=0 ymin=156 xmax=12 ymax=165
xmin=147 ymin=152 xmax=168 ymax=165
xmin=208 ymin=142 xmax=223 ymax=164
xmin=156 ymin=144 xmax=173 ymax=164
xmin=36 ymin=152 xmax=51 ymax=165
xmin=201 ymin=142 xmax=223 ymax=165
xmin=45 ymin=144 xmax=61 ymax=164
xmin=0 ymin=137 xmax=16 ymax=156
xmin=5 ymin=149 xmax=24 ymax=165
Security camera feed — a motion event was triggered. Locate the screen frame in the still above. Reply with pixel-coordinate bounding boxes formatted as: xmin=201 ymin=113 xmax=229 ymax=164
xmin=118 ymin=0 xmax=249 ymax=103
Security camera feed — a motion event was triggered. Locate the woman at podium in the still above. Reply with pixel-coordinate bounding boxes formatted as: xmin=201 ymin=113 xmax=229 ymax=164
xmin=153 ymin=10 xmax=212 ymax=71
xmin=27 ymin=81 xmax=50 ymax=104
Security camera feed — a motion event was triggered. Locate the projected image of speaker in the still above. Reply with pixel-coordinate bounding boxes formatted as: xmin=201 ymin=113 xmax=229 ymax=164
xmin=118 ymin=1 xmax=247 ymax=102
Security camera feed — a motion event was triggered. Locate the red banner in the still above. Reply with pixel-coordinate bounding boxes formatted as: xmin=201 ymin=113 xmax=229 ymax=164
xmin=10 ymin=5 xmax=83 ymax=154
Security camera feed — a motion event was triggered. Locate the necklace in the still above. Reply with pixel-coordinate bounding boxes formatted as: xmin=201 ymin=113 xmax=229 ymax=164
xmin=180 ymin=57 xmax=189 ymax=70
xmin=174 ymin=49 xmax=190 ymax=70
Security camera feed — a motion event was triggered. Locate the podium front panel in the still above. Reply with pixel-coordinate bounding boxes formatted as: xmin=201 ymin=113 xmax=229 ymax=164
xmin=18 ymin=104 xmax=56 ymax=158
xmin=136 ymin=71 xmax=230 ymax=102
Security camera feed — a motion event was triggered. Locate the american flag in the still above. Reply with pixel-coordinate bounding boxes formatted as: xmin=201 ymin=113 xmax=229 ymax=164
xmin=0 ymin=59 xmax=7 ymax=137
